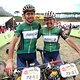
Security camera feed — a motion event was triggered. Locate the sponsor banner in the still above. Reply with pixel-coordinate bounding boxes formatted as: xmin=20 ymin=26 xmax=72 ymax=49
xmin=43 ymin=35 xmax=58 ymax=42
xmin=4 ymin=31 xmax=14 ymax=43
xmin=0 ymin=31 xmax=14 ymax=47
xmin=0 ymin=33 xmax=7 ymax=47
xmin=70 ymin=29 xmax=80 ymax=38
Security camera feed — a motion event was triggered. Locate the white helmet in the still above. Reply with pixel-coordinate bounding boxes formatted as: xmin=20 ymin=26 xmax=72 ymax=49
xmin=23 ymin=4 xmax=35 ymax=14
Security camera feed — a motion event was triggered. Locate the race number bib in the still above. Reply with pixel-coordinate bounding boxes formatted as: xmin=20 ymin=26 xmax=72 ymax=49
xmin=43 ymin=35 xmax=58 ymax=42
xmin=21 ymin=67 xmax=40 ymax=80
xmin=60 ymin=63 xmax=79 ymax=78
xmin=22 ymin=30 xmax=38 ymax=39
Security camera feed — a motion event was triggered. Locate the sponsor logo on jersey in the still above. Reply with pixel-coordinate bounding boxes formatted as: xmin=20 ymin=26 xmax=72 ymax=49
xmin=22 ymin=30 xmax=38 ymax=39
xmin=43 ymin=35 xmax=58 ymax=42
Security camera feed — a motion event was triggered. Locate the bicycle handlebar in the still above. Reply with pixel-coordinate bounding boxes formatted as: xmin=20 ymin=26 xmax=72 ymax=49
xmin=4 ymin=59 xmax=62 ymax=75
xmin=50 ymin=60 xmax=62 ymax=64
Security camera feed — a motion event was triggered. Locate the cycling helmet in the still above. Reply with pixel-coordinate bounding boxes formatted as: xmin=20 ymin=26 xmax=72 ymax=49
xmin=44 ymin=11 xmax=55 ymax=21
xmin=23 ymin=4 xmax=35 ymax=14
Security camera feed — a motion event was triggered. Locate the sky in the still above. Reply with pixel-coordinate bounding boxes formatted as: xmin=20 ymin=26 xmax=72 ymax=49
xmin=0 ymin=0 xmax=80 ymax=16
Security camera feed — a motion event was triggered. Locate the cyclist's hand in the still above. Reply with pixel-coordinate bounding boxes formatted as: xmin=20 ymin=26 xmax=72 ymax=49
xmin=6 ymin=59 xmax=13 ymax=76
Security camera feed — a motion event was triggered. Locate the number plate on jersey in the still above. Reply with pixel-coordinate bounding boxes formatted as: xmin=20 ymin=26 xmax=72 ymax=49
xmin=21 ymin=67 xmax=40 ymax=80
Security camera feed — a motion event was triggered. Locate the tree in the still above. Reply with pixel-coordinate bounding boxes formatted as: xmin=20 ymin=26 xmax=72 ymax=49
xmin=14 ymin=11 xmax=20 ymax=16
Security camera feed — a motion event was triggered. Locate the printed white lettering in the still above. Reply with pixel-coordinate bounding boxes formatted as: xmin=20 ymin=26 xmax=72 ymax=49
xmin=22 ymin=30 xmax=38 ymax=39
xmin=43 ymin=36 xmax=58 ymax=42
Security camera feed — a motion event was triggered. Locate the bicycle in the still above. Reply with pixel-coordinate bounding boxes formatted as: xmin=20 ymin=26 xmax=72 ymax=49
xmin=0 ymin=60 xmax=62 ymax=80
xmin=36 ymin=48 xmax=80 ymax=80
xmin=0 ymin=58 xmax=80 ymax=80
xmin=0 ymin=48 xmax=80 ymax=80
xmin=1 ymin=48 xmax=62 ymax=80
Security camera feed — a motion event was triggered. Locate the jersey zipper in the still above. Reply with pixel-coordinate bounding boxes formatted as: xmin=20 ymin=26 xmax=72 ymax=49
xmin=49 ymin=29 xmax=51 ymax=52
xmin=28 ymin=26 xmax=33 ymax=53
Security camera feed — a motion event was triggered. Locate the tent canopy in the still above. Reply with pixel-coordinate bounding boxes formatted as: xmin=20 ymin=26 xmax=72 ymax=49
xmin=0 ymin=17 xmax=12 ymax=26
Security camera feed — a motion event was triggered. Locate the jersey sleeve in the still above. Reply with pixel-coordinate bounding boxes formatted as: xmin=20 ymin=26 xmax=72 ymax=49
xmin=59 ymin=28 xmax=68 ymax=40
xmin=14 ymin=25 xmax=22 ymax=37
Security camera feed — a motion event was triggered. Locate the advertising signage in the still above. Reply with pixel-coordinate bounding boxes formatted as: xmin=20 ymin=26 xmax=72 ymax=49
xmin=56 ymin=13 xmax=80 ymax=18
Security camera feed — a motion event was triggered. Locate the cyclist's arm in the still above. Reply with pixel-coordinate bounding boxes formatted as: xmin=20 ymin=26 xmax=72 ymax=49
xmin=8 ymin=26 xmax=22 ymax=60
xmin=59 ymin=28 xmax=68 ymax=40
xmin=65 ymin=38 xmax=80 ymax=55
xmin=8 ymin=36 xmax=19 ymax=60
xmin=6 ymin=26 xmax=22 ymax=75
xmin=6 ymin=36 xmax=19 ymax=76
xmin=59 ymin=28 xmax=80 ymax=55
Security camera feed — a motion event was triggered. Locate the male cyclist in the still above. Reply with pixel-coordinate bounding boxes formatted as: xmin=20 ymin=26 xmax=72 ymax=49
xmin=6 ymin=4 xmax=41 ymax=76
xmin=39 ymin=11 xmax=80 ymax=66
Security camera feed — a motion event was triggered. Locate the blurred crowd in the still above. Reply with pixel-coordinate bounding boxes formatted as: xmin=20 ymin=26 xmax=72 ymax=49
xmin=0 ymin=26 xmax=15 ymax=34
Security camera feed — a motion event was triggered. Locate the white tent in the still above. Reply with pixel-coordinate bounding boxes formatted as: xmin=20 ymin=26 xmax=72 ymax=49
xmin=0 ymin=17 xmax=12 ymax=26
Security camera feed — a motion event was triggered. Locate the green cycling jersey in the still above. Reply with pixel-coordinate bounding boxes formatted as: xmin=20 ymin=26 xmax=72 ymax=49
xmin=39 ymin=26 xmax=68 ymax=52
xmin=14 ymin=21 xmax=41 ymax=54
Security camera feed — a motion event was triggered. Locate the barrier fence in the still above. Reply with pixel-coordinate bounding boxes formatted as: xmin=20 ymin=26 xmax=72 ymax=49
xmin=0 ymin=31 xmax=14 ymax=48
xmin=70 ymin=29 xmax=80 ymax=38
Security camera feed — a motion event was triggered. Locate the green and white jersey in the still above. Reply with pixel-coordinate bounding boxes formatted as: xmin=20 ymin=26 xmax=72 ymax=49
xmin=39 ymin=26 xmax=67 ymax=52
xmin=14 ymin=21 xmax=41 ymax=54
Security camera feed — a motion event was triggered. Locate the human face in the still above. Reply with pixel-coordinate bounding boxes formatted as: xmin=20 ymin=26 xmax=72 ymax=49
xmin=24 ymin=11 xmax=35 ymax=23
xmin=44 ymin=18 xmax=55 ymax=29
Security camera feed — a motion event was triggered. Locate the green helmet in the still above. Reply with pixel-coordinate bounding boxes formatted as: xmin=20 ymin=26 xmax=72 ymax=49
xmin=23 ymin=4 xmax=35 ymax=14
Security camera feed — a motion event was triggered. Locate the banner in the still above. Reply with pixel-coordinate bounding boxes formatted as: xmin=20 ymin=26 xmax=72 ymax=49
xmin=70 ymin=29 xmax=80 ymax=38
xmin=0 ymin=31 xmax=14 ymax=48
